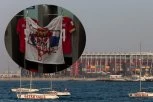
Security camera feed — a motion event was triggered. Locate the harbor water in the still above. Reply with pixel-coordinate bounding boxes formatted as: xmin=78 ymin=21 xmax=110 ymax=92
xmin=1 ymin=80 xmax=153 ymax=102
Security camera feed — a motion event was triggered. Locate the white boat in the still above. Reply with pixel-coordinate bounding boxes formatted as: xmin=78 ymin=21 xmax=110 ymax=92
xmin=48 ymin=90 xmax=71 ymax=96
xmin=11 ymin=68 xmax=39 ymax=92
xmin=129 ymin=92 xmax=153 ymax=97
xmin=11 ymin=88 xmax=39 ymax=93
xmin=17 ymin=93 xmax=59 ymax=99
xmin=47 ymin=74 xmax=71 ymax=96
xmin=129 ymin=42 xmax=153 ymax=98
xmin=126 ymin=75 xmax=146 ymax=82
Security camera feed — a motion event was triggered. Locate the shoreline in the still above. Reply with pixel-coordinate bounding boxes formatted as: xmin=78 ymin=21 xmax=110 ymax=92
xmin=0 ymin=77 xmax=99 ymax=81
xmin=1 ymin=77 xmax=152 ymax=82
xmin=0 ymin=77 xmax=153 ymax=82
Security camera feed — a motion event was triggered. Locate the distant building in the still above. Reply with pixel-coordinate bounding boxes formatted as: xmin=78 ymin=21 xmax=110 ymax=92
xmin=0 ymin=73 xmax=20 ymax=78
xmin=69 ymin=52 xmax=153 ymax=77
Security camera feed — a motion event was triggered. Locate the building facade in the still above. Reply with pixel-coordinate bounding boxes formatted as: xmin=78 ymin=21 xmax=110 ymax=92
xmin=70 ymin=52 xmax=153 ymax=77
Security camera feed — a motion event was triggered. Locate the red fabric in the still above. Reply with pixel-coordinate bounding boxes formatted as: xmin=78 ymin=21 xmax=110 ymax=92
xmin=16 ymin=18 xmax=26 ymax=53
xmin=16 ymin=18 xmax=38 ymax=53
xmin=29 ymin=68 xmax=38 ymax=72
xmin=62 ymin=17 xmax=75 ymax=54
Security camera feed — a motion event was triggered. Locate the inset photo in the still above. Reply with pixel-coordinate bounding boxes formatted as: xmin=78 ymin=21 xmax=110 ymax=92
xmin=5 ymin=4 xmax=86 ymax=73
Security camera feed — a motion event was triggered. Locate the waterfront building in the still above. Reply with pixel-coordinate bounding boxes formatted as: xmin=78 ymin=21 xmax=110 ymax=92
xmin=70 ymin=52 xmax=153 ymax=77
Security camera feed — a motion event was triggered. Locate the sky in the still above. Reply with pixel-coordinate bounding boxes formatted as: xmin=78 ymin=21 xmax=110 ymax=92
xmin=1 ymin=0 xmax=153 ymax=73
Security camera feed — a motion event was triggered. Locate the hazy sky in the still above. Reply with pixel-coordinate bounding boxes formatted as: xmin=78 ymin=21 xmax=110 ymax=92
xmin=1 ymin=0 xmax=153 ymax=73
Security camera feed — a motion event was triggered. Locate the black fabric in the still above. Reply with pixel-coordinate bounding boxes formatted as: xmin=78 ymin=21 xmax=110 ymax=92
xmin=21 ymin=57 xmax=72 ymax=73
xmin=43 ymin=57 xmax=72 ymax=73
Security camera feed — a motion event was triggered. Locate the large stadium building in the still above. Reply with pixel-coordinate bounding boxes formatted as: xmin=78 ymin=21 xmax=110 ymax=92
xmin=70 ymin=52 xmax=153 ymax=77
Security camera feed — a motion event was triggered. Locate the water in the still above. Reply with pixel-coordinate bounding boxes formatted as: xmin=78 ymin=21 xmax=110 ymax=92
xmin=0 ymin=80 xmax=153 ymax=102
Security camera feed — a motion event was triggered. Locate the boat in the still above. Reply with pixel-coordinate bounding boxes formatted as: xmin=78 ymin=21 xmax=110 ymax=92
xmin=11 ymin=68 xmax=39 ymax=92
xmin=129 ymin=92 xmax=153 ymax=97
xmin=48 ymin=89 xmax=71 ymax=96
xmin=128 ymin=42 xmax=153 ymax=97
xmin=47 ymin=74 xmax=71 ymax=96
xmin=16 ymin=72 xmax=59 ymax=99
xmin=11 ymin=88 xmax=39 ymax=93
xmin=17 ymin=93 xmax=59 ymax=99
xmin=144 ymin=76 xmax=153 ymax=82
xmin=125 ymin=75 xmax=146 ymax=82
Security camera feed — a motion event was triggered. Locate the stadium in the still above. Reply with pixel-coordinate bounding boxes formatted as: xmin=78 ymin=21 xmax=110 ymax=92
xmin=70 ymin=52 xmax=153 ymax=77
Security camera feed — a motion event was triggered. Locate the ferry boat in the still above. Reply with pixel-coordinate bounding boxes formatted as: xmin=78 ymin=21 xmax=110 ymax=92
xmin=17 ymin=93 xmax=59 ymax=99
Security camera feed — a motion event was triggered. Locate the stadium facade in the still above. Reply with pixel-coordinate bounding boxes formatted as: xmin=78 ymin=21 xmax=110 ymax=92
xmin=70 ymin=52 xmax=153 ymax=77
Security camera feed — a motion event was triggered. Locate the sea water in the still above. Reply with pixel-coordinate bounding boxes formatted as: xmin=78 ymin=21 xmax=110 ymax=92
xmin=0 ymin=80 xmax=153 ymax=102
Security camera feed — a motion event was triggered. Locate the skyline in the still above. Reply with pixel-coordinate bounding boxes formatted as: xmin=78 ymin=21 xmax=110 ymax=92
xmin=1 ymin=0 xmax=153 ymax=72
